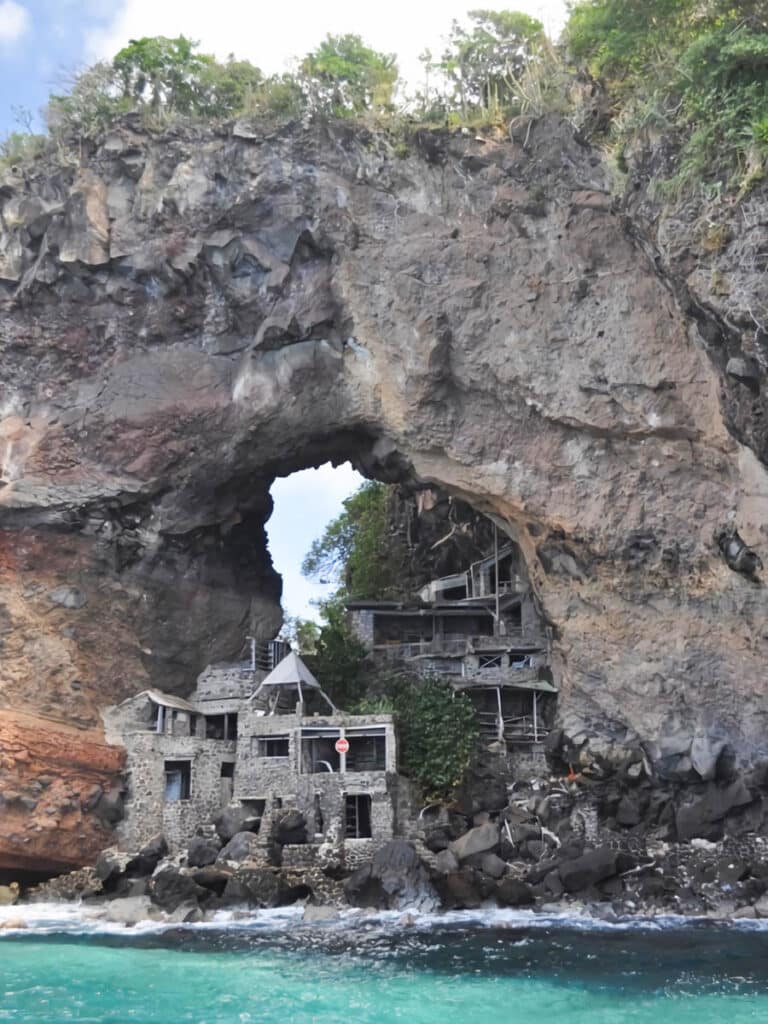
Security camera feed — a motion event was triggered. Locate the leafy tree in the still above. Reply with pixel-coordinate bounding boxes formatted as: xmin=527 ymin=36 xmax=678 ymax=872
xmin=438 ymin=9 xmax=545 ymax=118
xmin=305 ymin=598 xmax=369 ymax=709
xmin=112 ymin=35 xmax=263 ymax=118
xmin=392 ymin=676 xmax=478 ymax=800
xmin=300 ymin=34 xmax=399 ymax=115
xmin=302 ymin=480 xmax=400 ymax=599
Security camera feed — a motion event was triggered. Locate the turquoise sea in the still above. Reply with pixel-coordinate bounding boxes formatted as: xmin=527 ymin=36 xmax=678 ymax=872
xmin=2 ymin=909 xmax=768 ymax=1023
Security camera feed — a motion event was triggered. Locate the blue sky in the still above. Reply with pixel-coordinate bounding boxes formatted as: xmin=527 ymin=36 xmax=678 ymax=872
xmin=0 ymin=1 xmax=116 ymax=135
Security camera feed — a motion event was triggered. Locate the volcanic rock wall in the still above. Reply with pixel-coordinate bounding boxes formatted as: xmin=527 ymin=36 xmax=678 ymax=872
xmin=1 ymin=114 xmax=767 ymax=872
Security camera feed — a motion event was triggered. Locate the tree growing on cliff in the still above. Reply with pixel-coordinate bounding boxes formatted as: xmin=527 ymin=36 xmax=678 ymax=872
xmin=302 ymin=480 xmax=400 ymax=600
xmin=436 ymin=9 xmax=545 ymax=119
xmin=113 ymin=36 xmax=264 ymax=117
xmin=300 ymin=34 xmax=399 ymax=116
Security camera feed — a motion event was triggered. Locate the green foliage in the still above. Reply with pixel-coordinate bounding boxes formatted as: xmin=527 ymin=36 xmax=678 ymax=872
xmin=300 ymin=34 xmax=398 ymax=116
xmin=280 ymin=616 xmax=320 ymax=655
xmin=0 ymin=130 xmax=46 ymax=168
xmin=302 ymin=480 xmax=398 ymax=599
xmin=566 ymin=0 xmax=768 ymax=194
xmin=46 ymin=62 xmax=130 ymax=140
xmin=112 ymin=36 xmax=263 ymax=118
xmin=304 ymin=598 xmax=369 ymax=709
xmin=434 ymin=9 xmax=545 ymax=119
xmin=392 ymin=677 xmax=478 ymax=800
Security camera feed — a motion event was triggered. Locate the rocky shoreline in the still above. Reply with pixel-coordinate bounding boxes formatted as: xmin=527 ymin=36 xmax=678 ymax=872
xmin=7 ymin=766 xmax=768 ymax=930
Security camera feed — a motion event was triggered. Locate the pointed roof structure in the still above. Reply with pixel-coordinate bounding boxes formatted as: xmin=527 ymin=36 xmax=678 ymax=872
xmin=249 ymin=651 xmax=337 ymax=713
xmin=259 ymin=651 xmax=321 ymax=690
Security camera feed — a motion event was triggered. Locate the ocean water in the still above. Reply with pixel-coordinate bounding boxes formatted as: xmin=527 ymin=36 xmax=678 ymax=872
xmin=1 ymin=907 xmax=768 ymax=1023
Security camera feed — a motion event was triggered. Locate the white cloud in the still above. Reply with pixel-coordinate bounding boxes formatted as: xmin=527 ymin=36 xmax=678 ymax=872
xmin=0 ymin=1 xmax=29 ymax=44
xmin=87 ymin=0 xmax=568 ymax=89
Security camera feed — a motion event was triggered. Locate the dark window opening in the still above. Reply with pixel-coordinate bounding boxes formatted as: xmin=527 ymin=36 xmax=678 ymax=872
xmin=301 ymin=729 xmax=341 ymax=773
xmin=479 ymin=654 xmax=503 ymax=670
xmin=220 ymin=761 xmax=235 ymax=778
xmin=346 ymin=733 xmax=386 ymax=772
xmin=345 ymin=794 xmax=372 ymax=838
xmin=254 ymin=735 xmax=289 ymax=757
xmin=206 ymin=713 xmax=238 ymax=740
xmin=164 ymin=760 xmax=191 ymax=801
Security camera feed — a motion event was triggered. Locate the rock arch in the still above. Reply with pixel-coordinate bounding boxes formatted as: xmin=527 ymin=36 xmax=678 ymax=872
xmin=1 ymin=115 xmax=767 ymax=871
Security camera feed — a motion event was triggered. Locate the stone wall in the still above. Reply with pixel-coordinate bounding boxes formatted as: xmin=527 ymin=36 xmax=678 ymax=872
xmin=234 ymin=710 xmax=397 ymax=843
xmin=118 ymin=733 xmax=236 ymax=851
xmin=193 ymin=664 xmax=264 ymax=702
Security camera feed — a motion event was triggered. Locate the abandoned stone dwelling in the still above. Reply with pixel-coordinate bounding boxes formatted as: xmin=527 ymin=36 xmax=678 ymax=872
xmin=347 ymin=535 xmax=556 ymax=771
xmin=103 ymin=648 xmax=401 ymax=857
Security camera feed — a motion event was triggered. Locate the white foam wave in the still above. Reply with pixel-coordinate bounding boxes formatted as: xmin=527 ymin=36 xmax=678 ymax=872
xmin=2 ymin=900 xmax=768 ymax=940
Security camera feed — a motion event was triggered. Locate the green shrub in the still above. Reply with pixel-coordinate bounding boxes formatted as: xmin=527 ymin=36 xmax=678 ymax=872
xmin=394 ymin=677 xmax=478 ymax=800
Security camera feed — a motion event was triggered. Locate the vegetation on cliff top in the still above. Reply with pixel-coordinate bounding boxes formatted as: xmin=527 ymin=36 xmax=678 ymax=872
xmin=3 ymin=4 xmax=767 ymax=197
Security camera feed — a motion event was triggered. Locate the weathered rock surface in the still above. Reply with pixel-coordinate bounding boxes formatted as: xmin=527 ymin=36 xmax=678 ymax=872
xmin=344 ymin=840 xmax=438 ymax=911
xmin=2 ymin=115 xmax=768 ymax=871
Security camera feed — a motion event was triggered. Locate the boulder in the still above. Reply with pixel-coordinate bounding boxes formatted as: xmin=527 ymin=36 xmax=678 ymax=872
xmin=344 ymin=840 xmax=438 ymax=912
xmin=449 ymin=823 xmax=499 ymax=862
xmin=425 ymin=829 xmax=451 ymax=853
xmin=94 ymin=848 xmax=131 ymax=889
xmin=191 ymin=866 xmax=232 ymax=896
xmin=753 ymin=892 xmax=768 ymax=919
xmin=496 ymin=877 xmax=535 ymax=907
xmin=148 ymin=866 xmax=208 ymax=912
xmin=434 ymin=849 xmax=459 ymax=875
xmin=214 ymin=804 xmax=261 ymax=843
xmin=675 ymin=780 xmax=754 ymax=841
xmin=216 ymin=831 xmax=262 ymax=864
xmin=104 ymin=895 xmax=156 ymax=925
xmin=558 ymin=848 xmax=619 ymax=894
xmin=126 ymin=834 xmax=168 ymax=876
xmin=690 ymin=732 xmax=726 ymax=782
xmin=167 ymin=902 xmax=204 ymax=924
xmin=478 ymin=853 xmax=507 ymax=880
xmin=616 ymin=795 xmax=641 ymax=827
xmin=187 ymin=835 xmax=222 ymax=868
xmin=0 ymin=882 xmax=19 ymax=905
xmin=436 ymin=869 xmax=484 ymax=910
xmin=222 ymin=867 xmax=297 ymax=908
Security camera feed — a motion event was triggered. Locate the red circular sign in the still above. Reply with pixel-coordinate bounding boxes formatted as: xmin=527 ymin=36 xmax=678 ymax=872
xmin=335 ymin=737 xmax=350 ymax=754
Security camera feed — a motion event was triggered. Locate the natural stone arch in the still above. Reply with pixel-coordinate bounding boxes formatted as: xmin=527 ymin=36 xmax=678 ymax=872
xmin=1 ymin=114 xmax=768 ymax=871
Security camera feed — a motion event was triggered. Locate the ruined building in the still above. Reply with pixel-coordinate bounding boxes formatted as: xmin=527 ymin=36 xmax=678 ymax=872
xmin=103 ymin=650 xmax=401 ymax=858
xmin=348 ymin=531 xmax=556 ymax=771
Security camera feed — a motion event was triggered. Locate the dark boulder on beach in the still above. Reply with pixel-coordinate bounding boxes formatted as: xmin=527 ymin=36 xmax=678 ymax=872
xmin=148 ymin=866 xmax=209 ymax=912
xmin=344 ymin=840 xmax=438 ymax=912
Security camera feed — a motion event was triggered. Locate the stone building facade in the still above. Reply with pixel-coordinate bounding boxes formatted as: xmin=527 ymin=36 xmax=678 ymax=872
xmin=103 ymin=658 xmax=401 ymax=853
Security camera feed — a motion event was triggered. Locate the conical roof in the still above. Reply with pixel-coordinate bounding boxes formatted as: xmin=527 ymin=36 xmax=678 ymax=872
xmin=259 ymin=651 xmax=321 ymax=690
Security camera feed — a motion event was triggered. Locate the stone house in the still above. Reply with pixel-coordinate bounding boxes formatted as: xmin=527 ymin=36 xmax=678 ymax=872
xmin=103 ymin=652 xmax=400 ymax=855
xmin=347 ymin=537 xmax=557 ymax=767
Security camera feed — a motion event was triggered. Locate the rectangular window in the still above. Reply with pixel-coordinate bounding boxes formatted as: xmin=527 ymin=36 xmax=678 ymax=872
xmin=164 ymin=760 xmax=191 ymax=801
xmin=220 ymin=761 xmax=235 ymax=778
xmin=253 ymin=735 xmax=289 ymax=758
xmin=206 ymin=713 xmax=238 ymax=740
xmin=345 ymin=794 xmax=372 ymax=838
xmin=346 ymin=733 xmax=386 ymax=772
xmin=479 ymin=654 xmax=503 ymax=670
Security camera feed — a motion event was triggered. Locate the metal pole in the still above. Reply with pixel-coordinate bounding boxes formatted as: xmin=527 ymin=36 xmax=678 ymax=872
xmin=495 ymin=686 xmax=504 ymax=743
xmin=532 ymin=692 xmax=538 ymax=743
xmin=494 ymin=523 xmax=500 ymax=634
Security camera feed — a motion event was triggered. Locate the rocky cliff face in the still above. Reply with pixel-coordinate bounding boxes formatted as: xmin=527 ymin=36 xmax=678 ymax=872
xmin=1 ymin=114 xmax=767 ymax=873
